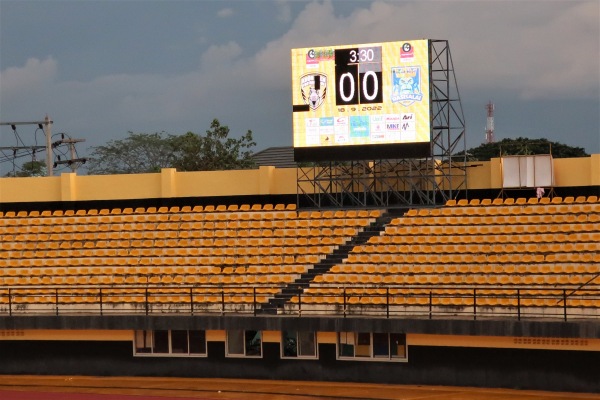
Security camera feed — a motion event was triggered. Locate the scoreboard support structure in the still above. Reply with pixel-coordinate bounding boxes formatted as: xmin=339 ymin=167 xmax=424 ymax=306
xmin=297 ymin=40 xmax=467 ymax=208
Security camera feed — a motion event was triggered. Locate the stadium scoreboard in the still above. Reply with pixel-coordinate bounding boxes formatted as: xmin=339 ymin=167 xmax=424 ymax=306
xmin=292 ymin=40 xmax=431 ymax=161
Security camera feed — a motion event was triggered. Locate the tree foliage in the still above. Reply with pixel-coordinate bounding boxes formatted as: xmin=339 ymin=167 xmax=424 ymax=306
xmin=87 ymin=119 xmax=256 ymax=174
xmin=4 ymin=160 xmax=46 ymax=177
xmin=464 ymin=137 xmax=588 ymax=161
xmin=171 ymin=119 xmax=256 ymax=171
xmin=87 ymin=132 xmax=175 ymax=175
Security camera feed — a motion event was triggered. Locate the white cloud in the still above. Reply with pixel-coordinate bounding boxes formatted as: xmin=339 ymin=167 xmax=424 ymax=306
xmin=247 ymin=0 xmax=598 ymax=100
xmin=200 ymin=41 xmax=243 ymax=70
xmin=0 ymin=57 xmax=57 ymax=97
xmin=217 ymin=7 xmax=234 ymax=18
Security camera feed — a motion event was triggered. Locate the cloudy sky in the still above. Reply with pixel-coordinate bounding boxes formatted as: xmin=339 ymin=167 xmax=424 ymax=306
xmin=1 ymin=0 xmax=598 ymax=175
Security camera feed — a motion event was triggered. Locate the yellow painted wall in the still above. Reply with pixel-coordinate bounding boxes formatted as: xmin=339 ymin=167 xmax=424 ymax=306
xmin=464 ymin=161 xmax=492 ymax=190
xmin=0 ymin=330 xmax=132 ymax=341
xmin=0 ymin=176 xmax=61 ymax=202
xmin=554 ymin=154 xmax=600 ymax=187
xmin=0 ymin=156 xmax=597 ymax=204
xmin=4 ymin=329 xmax=598 ymax=353
xmin=409 ymin=333 xmax=600 ymax=352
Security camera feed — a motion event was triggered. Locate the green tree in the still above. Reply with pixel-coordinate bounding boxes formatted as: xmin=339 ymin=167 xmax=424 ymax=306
xmin=87 ymin=119 xmax=256 ymax=174
xmin=171 ymin=119 xmax=256 ymax=171
xmin=464 ymin=137 xmax=588 ymax=161
xmin=87 ymin=132 xmax=176 ymax=175
xmin=4 ymin=160 xmax=47 ymax=177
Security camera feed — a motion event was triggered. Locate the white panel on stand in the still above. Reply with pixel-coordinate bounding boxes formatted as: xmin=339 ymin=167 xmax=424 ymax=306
xmin=501 ymin=155 xmax=554 ymax=188
xmin=502 ymin=157 xmax=521 ymax=188
xmin=533 ymin=155 xmax=554 ymax=187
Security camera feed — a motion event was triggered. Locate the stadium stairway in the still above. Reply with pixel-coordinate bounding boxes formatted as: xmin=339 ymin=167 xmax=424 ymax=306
xmin=260 ymin=209 xmax=404 ymax=314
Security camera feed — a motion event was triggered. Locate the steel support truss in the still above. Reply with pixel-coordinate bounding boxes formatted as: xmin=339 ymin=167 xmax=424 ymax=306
xmin=297 ymin=40 xmax=467 ymax=209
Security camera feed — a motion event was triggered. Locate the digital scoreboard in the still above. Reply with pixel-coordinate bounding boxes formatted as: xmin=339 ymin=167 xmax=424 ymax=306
xmin=292 ymin=40 xmax=431 ymax=162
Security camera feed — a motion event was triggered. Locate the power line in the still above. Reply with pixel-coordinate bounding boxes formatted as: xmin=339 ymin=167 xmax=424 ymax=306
xmin=0 ymin=117 xmax=87 ymax=176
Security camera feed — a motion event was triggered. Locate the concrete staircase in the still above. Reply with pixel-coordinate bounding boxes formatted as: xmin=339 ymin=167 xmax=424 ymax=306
xmin=260 ymin=209 xmax=406 ymax=314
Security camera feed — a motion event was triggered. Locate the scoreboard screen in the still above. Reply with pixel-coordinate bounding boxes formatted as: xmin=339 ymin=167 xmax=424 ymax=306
xmin=292 ymin=40 xmax=431 ymax=161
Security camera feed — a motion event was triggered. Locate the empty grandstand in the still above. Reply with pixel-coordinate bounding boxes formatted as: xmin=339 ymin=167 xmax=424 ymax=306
xmin=0 ymin=153 xmax=598 ymax=393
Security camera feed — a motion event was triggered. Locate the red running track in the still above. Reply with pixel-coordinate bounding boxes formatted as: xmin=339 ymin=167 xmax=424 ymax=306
xmin=0 ymin=391 xmax=218 ymax=400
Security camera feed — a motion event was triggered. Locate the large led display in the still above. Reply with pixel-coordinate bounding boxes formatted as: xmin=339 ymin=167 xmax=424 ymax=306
xmin=292 ymin=40 xmax=431 ymax=161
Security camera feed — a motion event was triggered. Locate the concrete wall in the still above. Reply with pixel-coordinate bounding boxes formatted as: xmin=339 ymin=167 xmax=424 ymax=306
xmin=0 ymin=339 xmax=597 ymax=392
xmin=0 ymin=155 xmax=598 ymax=204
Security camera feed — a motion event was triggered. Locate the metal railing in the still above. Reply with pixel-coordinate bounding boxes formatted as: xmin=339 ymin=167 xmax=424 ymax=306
xmin=0 ymin=285 xmax=598 ymax=321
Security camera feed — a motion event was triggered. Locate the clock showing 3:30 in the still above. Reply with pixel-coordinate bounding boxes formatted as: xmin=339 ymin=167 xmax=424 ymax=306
xmin=334 ymin=46 xmax=383 ymax=107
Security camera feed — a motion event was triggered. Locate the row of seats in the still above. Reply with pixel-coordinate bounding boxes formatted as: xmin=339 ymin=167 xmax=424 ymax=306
xmin=290 ymin=284 xmax=599 ymax=309
xmin=361 ymin=241 xmax=599 ymax=252
xmin=446 ymin=195 xmax=598 ymax=206
xmin=1 ymin=225 xmax=364 ymax=239
xmin=1 ymin=242 xmax=341 ymax=255
xmin=0 ymin=253 xmax=327 ymax=268
xmin=0 ymin=204 xmax=295 ymax=218
xmin=0 ymin=285 xmax=278 ymax=307
xmin=384 ymin=224 xmax=599 ymax=236
xmin=397 ymin=213 xmax=599 ymax=225
xmin=0 ymin=206 xmax=380 ymax=226
xmin=345 ymin=251 xmax=599 ymax=264
xmin=0 ymin=218 xmax=370 ymax=231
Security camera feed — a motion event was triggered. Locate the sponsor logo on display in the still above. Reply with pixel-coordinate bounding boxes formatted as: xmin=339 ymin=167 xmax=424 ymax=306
xmin=320 ymin=117 xmax=334 ymax=127
xmin=385 ymin=115 xmax=401 ymax=132
xmin=400 ymin=42 xmax=414 ymax=62
xmin=306 ymin=118 xmax=320 ymax=128
xmin=319 ymin=117 xmax=335 ymax=136
xmin=334 ymin=116 xmax=349 ymax=135
xmin=400 ymin=113 xmax=416 ymax=137
xmin=349 ymin=116 xmax=370 ymax=138
xmin=300 ymin=73 xmax=328 ymax=110
xmin=305 ymin=48 xmax=335 ymax=68
xmin=370 ymin=115 xmax=385 ymax=133
xmin=335 ymin=134 xmax=348 ymax=144
xmin=391 ymin=66 xmax=423 ymax=106
xmin=305 ymin=118 xmax=320 ymax=138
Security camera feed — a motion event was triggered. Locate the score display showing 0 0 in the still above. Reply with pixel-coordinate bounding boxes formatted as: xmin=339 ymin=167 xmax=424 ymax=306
xmin=334 ymin=46 xmax=383 ymax=107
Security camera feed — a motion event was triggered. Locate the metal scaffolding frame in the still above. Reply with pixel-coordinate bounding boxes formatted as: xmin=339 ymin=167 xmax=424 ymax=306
xmin=297 ymin=39 xmax=467 ymax=209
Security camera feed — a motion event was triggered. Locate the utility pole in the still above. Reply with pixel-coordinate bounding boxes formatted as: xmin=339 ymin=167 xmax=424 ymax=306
xmin=1 ymin=117 xmax=54 ymax=176
xmin=53 ymin=136 xmax=87 ymax=173
xmin=0 ymin=116 xmax=84 ymax=176
xmin=44 ymin=115 xmax=53 ymax=175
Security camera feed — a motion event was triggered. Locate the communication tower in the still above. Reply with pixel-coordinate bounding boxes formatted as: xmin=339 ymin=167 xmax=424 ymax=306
xmin=485 ymin=101 xmax=495 ymax=143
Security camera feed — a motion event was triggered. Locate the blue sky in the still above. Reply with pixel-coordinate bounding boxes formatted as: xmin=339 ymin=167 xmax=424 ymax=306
xmin=1 ymin=0 xmax=598 ymax=175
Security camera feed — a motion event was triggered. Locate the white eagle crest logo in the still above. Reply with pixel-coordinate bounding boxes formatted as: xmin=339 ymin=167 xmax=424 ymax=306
xmin=300 ymin=73 xmax=327 ymax=110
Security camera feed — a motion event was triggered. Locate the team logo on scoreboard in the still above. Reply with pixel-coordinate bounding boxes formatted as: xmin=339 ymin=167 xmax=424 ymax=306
xmin=300 ymin=73 xmax=328 ymax=111
xmin=391 ymin=66 xmax=423 ymax=106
